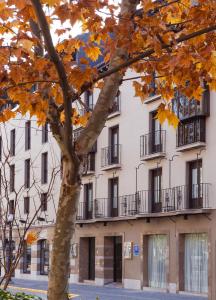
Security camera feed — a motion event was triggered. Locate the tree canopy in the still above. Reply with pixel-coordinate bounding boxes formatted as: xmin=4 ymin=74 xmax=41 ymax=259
xmin=0 ymin=0 xmax=215 ymax=134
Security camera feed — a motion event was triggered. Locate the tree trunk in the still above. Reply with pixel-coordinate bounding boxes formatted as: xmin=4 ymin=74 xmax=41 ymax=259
xmin=47 ymin=157 xmax=81 ymax=300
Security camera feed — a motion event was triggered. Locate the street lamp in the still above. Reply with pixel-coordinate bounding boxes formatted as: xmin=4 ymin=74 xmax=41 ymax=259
xmin=135 ymin=162 xmax=145 ymax=195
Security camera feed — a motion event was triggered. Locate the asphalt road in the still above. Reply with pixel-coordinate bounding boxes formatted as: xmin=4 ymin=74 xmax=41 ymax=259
xmin=8 ymin=279 xmax=208 ymax=300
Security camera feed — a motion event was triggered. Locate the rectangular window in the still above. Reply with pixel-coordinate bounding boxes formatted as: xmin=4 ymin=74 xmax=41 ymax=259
xmin=24 ymin=159 xmax=30 ymax=188
xmin=84 ymin=90 xmax=94 ymax=111
xmin=23 ymin=242 xmax=31 ymax=274
xmin=150 ymin=168 xmax=162 ymax=213
xmin=40 ymin=240 xmax=49 ymax=275
xmin=109 ymin=177 xmax=119 ymax=217
xmin=184 ymin=233 xmax=208 ymax=293
xmin=41 ymin=152 xmax=48 ymax=184
xmin=25 ymin=121 xmax=31 ymax=150
xmin=9 ymin=200 xmax=15 ymax=215
xmin=84 ymin=183 xmax=93 ymax=219
xmin=42 ymin=123 xmax=48 ymax=143
xmin=24 ymin=197 xmax=30 ymax=214
xmin=10 ymin=129 xmax=15 ymax=156
xmin=41 ymin=193 xmax=47 ymax=212
xmin=10 ymin=164 xmax=15 ymax=192
xmin=148 ymin=234 xmax=167 ymax=288
xmin=188 ymin=160 xmax=203 ymax=209
xmin=109 ymin=126 xmax=119 ymax=164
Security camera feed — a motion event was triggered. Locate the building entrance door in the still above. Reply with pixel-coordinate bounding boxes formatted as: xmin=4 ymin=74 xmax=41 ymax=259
xmin=113 ymin=236 xmax=122 ymax=283
xmin=88 ymin=237 xmax=95 ymax=280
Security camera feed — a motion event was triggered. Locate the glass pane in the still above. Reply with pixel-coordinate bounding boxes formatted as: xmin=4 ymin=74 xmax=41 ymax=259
xmin=185 ymin=234 xmax=208 ymax=293
xmin=148 ymin=235 xmax=167 ymax=288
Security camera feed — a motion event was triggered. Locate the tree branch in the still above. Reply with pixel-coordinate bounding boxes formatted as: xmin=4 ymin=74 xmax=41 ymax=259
xmin=30 ymin=0 xmax=76 ymax=155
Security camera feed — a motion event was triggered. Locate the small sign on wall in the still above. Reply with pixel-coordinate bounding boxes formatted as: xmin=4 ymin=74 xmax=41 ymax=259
xmin=133 ymin=244 xmax=140 ymax=257
xmin=123 ymin=241 xmax=133 ymax=259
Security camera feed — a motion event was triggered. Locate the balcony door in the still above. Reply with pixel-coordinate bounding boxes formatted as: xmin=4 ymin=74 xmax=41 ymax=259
xmin=109 ymin=126 xmax=119 ymax=164
xmin=188 ymin=160 xmax=203 ymax=209
xmin=84 ymin=183 xmax=93 ymax=219
xmin=109 ymin=177 xmax=119 ymax=217
xmin=150 ymin=112 xmax=162 ymax=153
xmin=151 ymin=168 xmax=162 ymax=212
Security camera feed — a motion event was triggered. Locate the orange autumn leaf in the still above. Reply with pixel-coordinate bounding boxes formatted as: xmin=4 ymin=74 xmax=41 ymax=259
xmin=26 ymin=231 xmax=38 ymax=245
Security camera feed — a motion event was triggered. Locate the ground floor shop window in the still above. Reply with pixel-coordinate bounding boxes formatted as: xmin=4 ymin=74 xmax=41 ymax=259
xmin=148 ymin=234 xmax=167 ymax=288
xmin=39 ymin=240 xmax=49 ymax=275
xmin=184 ymin=233 xmax=208 ymax=293
xmin=23 ymin=242 xmax=31 ymax=274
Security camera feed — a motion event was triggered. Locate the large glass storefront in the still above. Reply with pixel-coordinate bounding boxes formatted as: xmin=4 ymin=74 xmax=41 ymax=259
xmin=148 ymin=234 xmax=167 ymax=288
xmin=184 ymin=233 xmax=208 ymax=293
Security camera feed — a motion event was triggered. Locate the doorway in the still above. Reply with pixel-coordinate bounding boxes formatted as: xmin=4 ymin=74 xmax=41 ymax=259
xmin=150 ymin=168 xmax=162 ymax=212
xmin=88 ymin=237 xmax=95 ymax=280
xmin=188 ymin=160 xmax=202 ymax=209
xmin=113 ymin=236 xmax=122 ymax=283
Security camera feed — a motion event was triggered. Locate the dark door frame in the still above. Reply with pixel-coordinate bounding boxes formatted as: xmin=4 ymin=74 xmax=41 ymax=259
xmin=150 ymin=168 xmax=162 ymax=213
xmin=113 ymin=236 xmax=122 ymax=283
xmin=109 ymin=177 xmax=119 ymax=217
xmin=188 ymin=159 xmax=203 ymax=209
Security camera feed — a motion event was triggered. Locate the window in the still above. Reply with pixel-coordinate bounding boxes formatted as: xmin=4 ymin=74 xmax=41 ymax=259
xmin=84 ymin=90 xmax=94 ymax=111
xmin=109 ymin=126 xmax=119 ymax=164
xmin=9 ymin=200 xmax=15 ymax=215
xmin=24 ymin=197 xmax=30 ymax=214
xmin=42 ymin=123 xmax=48 ymax=143
xmin=109 ymin=177 xmax=119 ymax=217
xmin=24 ymin=159 xmax=30 ymax=189
xmin=177 ymin=118 xmax=205 ymax=147
xmin=184 ymin=233 xmax=208 ymax=293
xmin=25 ymin=121 xmax=31 ymax=150
xmin=84 ymin=183 xmax=93 ymax=219
xmin=41 ymin=193 xmax=47 ymax=212
xmin=39 ymin=240 xmax=49 ymax=275
xmin=10 ymin=164 xmax=15 ymax=192
xmin=23 ymin=242 xmax=31 ymax=274
xmin=109 ymin=91 xmax=120 ymax=114
xmin=41 ymin=152 xmax=48 ymax=184
xmin=188 ymin=160 xmax=203 ymax=209
xmin=10 ymin=129 xmax=15 ymax=156
xmin=149 ymin=111 xmax=163 ymax=154
xmin=150 ymin=168 xmax=162 ymax=213
xmin=148 ymin=235 xmax=167 ymax=288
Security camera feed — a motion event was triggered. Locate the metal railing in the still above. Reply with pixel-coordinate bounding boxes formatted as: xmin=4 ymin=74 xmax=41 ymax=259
xmin=140 ymin=130 xmax=166 ymax=157
xmin=101 ymin=144 xmax=121 ymax=167
xmin=76 ymin=183 xmax=211 ymax=221
xmin=176 ymin=117 xmax=206 ymax=147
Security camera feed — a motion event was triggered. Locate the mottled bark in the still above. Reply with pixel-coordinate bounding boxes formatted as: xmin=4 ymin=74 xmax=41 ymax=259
xmin=47 ymin=157 xmax=81 ymax=300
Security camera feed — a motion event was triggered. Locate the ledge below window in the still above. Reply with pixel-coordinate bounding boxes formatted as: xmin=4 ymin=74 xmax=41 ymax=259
xmin=144 ymin=94 xmax=161 ymax=104
xmin=82 ymin=170 xmax=95 ymax=177
xmin=101 ymin=163 xmax=121 ymax=171
xmin=140 ymin=152 xmax=166 ymax=161
xmin=107 ymin=111 xmax=121 ymax=120
xmin=176 ymin=142 xmax=206 ymax=152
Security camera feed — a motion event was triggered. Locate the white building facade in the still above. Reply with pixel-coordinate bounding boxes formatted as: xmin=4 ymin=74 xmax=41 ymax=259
xmin=0 ymin=72 xmax=216 ymax=298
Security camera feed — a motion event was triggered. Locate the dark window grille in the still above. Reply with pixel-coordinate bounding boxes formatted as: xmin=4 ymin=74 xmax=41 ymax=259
xmin=39 ymin=240 xmax=49 ymax=275
xmin=42 ymin=123 xmax=48 ymax=143
xmin=9 ymin=200 xmax=15 ymax=215
xmin=24 ymin=197 xmax=30 ymax=214
xmin=24 ymin=159 xmax=30 ymax=188
xmin=41 ymin=152 xmax=48 ymax=184
xmin=25 ymin=121 xmax=31 ymax=151
xmin=10 ymin=164 xmax=15 ymax=192
xmin=10 ymin=129 xmax=15 ymax=156
xmin=23 ymin=242 xmax=31 ymax=274
xmin=41 ymin=193 xmax=47 ymax=212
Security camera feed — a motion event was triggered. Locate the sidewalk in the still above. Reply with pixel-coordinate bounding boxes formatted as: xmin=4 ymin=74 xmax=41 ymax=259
xmin=8 ymin=278 xmax=208 ymax=300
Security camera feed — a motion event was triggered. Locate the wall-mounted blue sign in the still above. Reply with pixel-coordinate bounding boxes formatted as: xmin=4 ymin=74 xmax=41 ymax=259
xmin=133 ymin=244 xmax=140 ymax=257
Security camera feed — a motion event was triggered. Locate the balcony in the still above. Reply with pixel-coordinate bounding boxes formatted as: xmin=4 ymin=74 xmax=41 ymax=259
xmin=82 ymin=153 xmax=95 ymax=175
xmin=101 ymin=144 xmax=121 ymax=170
xmin=140 ymin=130 xmax=166 ymax=160
xmin=107 ymin=95 xmax=121 ymax=119
xmin=176 ymin=117 xmax=206 ymax=151
xmin=76 ymin=183 xmax=211 ymax=222
xmin=76 ymin=202 xmax=93 ymax=220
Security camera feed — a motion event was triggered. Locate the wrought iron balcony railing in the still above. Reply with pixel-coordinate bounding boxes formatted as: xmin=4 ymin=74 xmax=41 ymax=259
xmin=76 ymin=183 xmax=211 ymax=221
xmin=140 ymin=130 xmax=166 ymax=157
xmin=176 ymin=117 xmax=205 ymax=148
xmin=101 ymin=144 xmax=121 ymax=168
